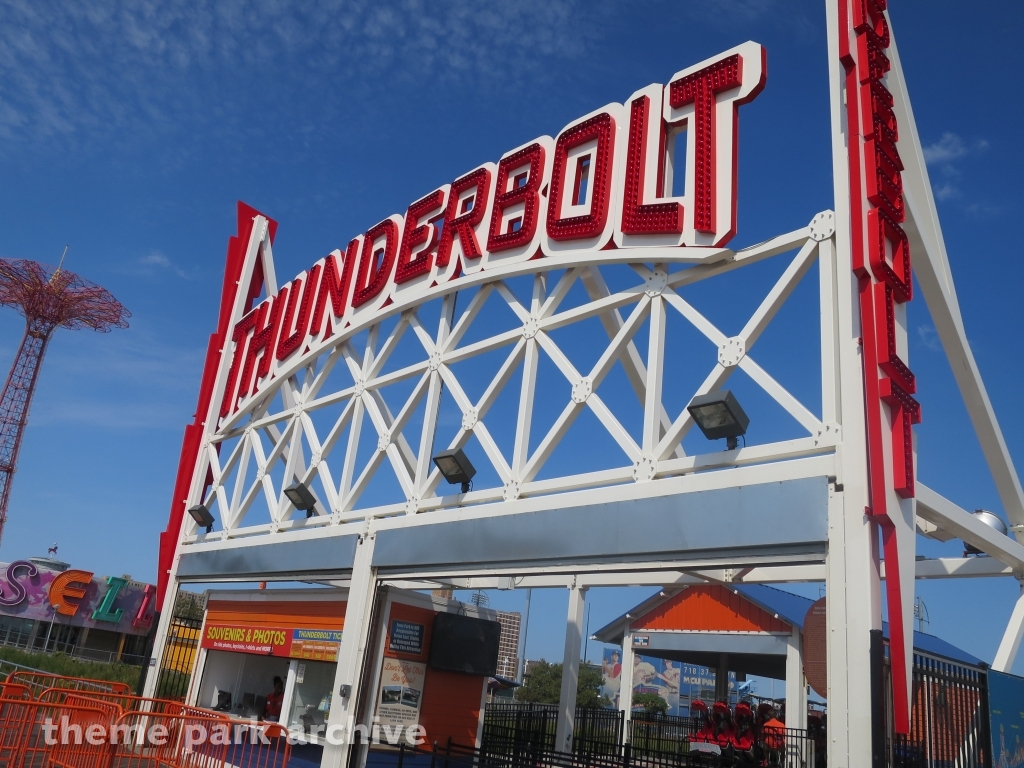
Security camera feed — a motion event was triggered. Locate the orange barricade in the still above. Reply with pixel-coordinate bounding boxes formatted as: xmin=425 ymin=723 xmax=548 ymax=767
xmin=48 ymin=701 xmax=121 ymax=768
xmin=39 ymin=689 xmax=189 ymax=716
xmin=0 ymin=690 xmax=290 ymax=768
xmin=223 ymin=721 xmax=291 ymax=768
xmin=5 ymin=671 xmax=132 ymax=698
xmin=0 ymin=682 xmax=31 ymax=700
xmin=1 ymin=700 xmax=119 ymax=768
xmin=0 ymin=694 xmax=35 ymax=766
xmin=62 ymin=693 xmax=122 ymax=722
xmin=0 ymin=684 xmax=31 ymax=749
xmin=108 ymin=710 xmax=231 ymax=768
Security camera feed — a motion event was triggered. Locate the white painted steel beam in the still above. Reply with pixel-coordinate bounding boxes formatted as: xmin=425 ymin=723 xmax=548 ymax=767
xmin=993 ymin=584 xmax=1024 ymax=672
xmin=916 ymin=484 xmax=1024 ymax=571
xmin=618 ymin=628 xmax=635 ymax=725
xmin=902 ymin=557 xmax=1011 ymax=580
xmin=825 ymin=0 xmax=881 ymax=760
xmin=323 ymin=534 xmax=377 ymax=768
xmin=786 ymin=625 xmax=808 ymax=732
xmin=916 ymin=515 xmax=955 ymax=542
xmin=555 ymin=586 xmax=587 ymax=753
xmin=379 ymin=556 xmax=1011 ymax=592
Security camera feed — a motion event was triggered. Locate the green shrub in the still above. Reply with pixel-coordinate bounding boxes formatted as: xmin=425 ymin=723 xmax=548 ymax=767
xmin=516 ymin=660 xmax=612 ymax=708
xmin=632 ymin=692 xmax=668 ymax=715
xmin=0 ymin=647 xmax=141 ymax=689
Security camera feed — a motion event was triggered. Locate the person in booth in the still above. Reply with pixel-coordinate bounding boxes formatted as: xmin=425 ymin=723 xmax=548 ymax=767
xmin=264 ymin=676 xmax=285 ymax=722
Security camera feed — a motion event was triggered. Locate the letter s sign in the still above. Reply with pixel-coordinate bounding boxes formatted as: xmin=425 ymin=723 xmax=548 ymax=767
xmin=0 ymin=561 xmax=38 ymax=607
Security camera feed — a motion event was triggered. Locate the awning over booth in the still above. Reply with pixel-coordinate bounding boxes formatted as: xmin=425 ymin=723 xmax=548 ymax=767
xmin=593 ymin=583 xmax=982 ymax=680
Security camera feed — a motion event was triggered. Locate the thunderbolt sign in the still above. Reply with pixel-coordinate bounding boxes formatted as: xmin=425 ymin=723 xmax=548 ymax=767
xmin=217 ymin=43 xmax=766 ymax=426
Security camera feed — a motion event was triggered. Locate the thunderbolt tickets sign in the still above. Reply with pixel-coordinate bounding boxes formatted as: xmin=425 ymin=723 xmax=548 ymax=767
xmin=202 ymin=623 xmax=344 ymax=660
xmin=216 ymin=43 xmax=765 ymax=425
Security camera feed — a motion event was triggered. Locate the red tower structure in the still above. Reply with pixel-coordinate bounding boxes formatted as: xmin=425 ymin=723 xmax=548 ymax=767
xmin=0 ymin=258 xmax=129 ymax=546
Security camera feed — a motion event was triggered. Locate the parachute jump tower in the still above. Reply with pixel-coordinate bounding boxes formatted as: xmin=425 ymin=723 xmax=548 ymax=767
xmin=0 ymin=257 xmax=130 ymax=546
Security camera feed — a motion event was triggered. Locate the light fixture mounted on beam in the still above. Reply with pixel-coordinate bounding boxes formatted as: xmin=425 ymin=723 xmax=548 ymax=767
xmin=687 ymin=389 xmax=750 ymax=451
xmin=963 ymin=509 xmax=1009 ymax=556
xmin=432 ymin=448 xmax=476 ymax=493
xmin=284 ymin=482 xmax=319 ymax=518
xmin=188 ymin=504 xmax=215 ymax=534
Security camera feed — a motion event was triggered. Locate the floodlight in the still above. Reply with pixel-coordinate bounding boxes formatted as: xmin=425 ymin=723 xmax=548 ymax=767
xmin=188 ymin=504 xmax=215 ymax=533
xmin=284 ymin=482 xmax=318 ymax=517
xmin=432 ymin=448 xmax=476 ymax=493
xmin=963 ymin=509 xmax=1009 ymax=556
xmin=687 ymin=390 xmax=750 ymax=450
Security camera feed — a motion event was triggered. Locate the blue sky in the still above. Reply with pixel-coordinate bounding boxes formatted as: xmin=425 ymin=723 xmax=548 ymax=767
xmin=1 ymin=0 xmax=1023 ymax=678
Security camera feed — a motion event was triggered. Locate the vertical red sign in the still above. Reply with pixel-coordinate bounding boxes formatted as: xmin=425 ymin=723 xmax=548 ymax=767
xmin=839 ymin=0 xmax=919 ymax=734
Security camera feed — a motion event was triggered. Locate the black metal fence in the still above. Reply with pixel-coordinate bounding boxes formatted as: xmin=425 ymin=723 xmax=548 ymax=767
xmin=880 ymin=646 xmax=991 ymax=768
xmin=905 ymin=653 xmax=989 ymax=768
xmin=151 ymin=591 xmax=205 ymax=701
xmin=628 ymin=714 xmax=698 ymax=752
xmin=482 ymin=704 xmax=819 ymax=767
xmin=451 ymin=730 xmax=818 ymax=768
xmin=482 ymin=702 xmax=624 ymax=754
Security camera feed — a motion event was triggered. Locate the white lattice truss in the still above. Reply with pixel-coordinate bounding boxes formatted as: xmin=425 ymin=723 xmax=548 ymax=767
xmin=184 ymin=213 xmax=841 ymax=544
xmin=153 ymin=11 xmax=1024 ymax=762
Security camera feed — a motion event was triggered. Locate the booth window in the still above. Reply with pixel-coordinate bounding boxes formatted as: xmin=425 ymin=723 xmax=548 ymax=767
xmin=288 ymin=660 xmax=336 ymax=734
xmin=196 ymin=650 xmax=291 ymax=719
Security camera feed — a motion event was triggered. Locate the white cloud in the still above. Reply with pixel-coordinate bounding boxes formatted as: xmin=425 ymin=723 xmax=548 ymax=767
xmin=923 ymin=132 xmax=969 ymax=165
xmin=31 ymin=327 xmax=205 ymax=429
xmin=685 ymin=0 xmax=777 ymax=22
xmin=917 ymin=324 xmax=941 ymax=352
xmin=922 ymin=132 xmax=989 ymax=207
xmin=132 ymin=251 xmax=189 ymax=278
xmin=0 ymin=0 xmax=606 ymax=157
xmin=140 ymin=253 xmax=171 ymax=267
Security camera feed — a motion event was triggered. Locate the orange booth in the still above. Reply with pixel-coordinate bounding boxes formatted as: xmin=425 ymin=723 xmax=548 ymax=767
xmin=189 ymin=586 xmax=498 ymax=748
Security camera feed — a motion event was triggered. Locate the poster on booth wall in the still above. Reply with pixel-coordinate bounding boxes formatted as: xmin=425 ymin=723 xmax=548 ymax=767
xmin=375 ymin=657 xmax=426 ymax=743
xmin=988 ymin=669 xmax=1024 ymax=768
xmin=601 ymin=648 xmax=734 ymax=716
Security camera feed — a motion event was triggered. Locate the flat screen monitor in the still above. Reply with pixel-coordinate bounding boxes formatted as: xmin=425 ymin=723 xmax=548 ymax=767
xmin=429 ymin=613 xmax=501 ymax=676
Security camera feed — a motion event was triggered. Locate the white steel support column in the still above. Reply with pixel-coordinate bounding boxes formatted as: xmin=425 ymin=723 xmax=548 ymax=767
xmin=825 ymin=0 xmax=882 ymax=762
xmin=322 ymin=530 xmax=378 ymax=768
xmin=142 ymin=579 xmax=180 ymax=699
xmin=517 ymin=588 xmax=532 ymax=683
xmin=282 ymin=659 xmax=299 ymax=729
xmin=186 ymin=646 xmax=208 ymax=706
xmin=618 ymin=628 xmax=635 ymax=726
xmin=786 ymin=626 xmax=808 ymax=732
xmin=993 ymin=579 xmax=1024 ymax=672
xmin=555 ymin=585 xmax=587 ymax=753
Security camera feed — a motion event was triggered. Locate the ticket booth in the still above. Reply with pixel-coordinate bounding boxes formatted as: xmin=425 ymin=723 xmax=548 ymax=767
xmin=191 ymin=588 xmax=345 ymax=730
xmin=189 ymin=586 xmax=499 ymax=747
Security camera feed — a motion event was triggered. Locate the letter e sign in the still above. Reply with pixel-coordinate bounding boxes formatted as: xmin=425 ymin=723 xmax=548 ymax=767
xmin=49 ymin=570 xmax=94 ymax=617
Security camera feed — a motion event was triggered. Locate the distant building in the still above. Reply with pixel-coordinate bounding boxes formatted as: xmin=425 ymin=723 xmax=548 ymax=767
xmin=494 ymin=611 xmax=521 ymax=680
xmin=0 ymin=555 xmax=157 ymax=665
